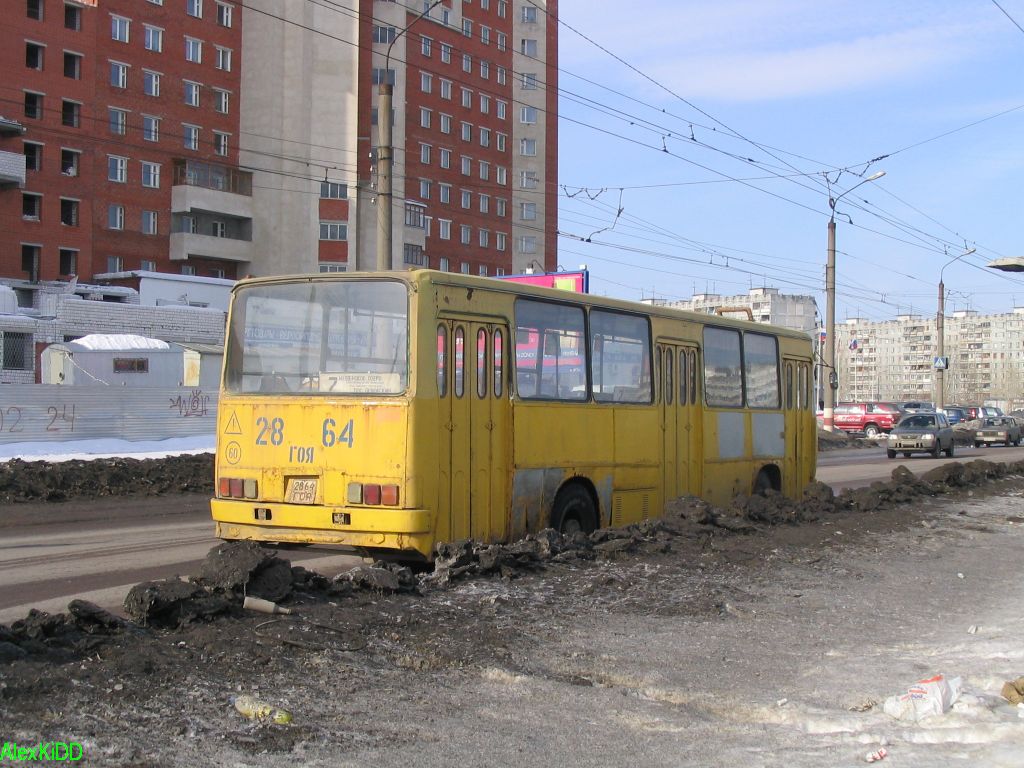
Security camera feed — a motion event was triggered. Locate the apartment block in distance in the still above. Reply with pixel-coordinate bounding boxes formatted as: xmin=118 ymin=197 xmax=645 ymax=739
xmin=241 ymin=0 xmax=559 ymax=276
xmin=1 ymin=0 xmax=248 ymax=284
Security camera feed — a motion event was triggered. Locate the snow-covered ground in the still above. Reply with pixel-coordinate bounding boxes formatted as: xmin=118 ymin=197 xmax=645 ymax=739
xmin=0 ymin=435 xmax=215 ymax=463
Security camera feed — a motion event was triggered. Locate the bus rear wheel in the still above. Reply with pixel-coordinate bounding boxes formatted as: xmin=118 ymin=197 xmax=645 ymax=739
xmin=550 ymin=484 xmax=598 ymax=536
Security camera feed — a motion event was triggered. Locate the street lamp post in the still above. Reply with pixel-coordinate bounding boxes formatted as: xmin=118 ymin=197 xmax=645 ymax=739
xmin=823 ymin=171 xmax=885 ymax=432
xmin=935 ymin=247 xmax=976 ymax=410
xmin=377 ymin=1 xmax=444 ymax=271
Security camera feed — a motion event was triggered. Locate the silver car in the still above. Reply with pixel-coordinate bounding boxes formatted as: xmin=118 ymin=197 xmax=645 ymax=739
xmin=974 ymin=417 xmax=1022 ymax=448
xmin=887 ymin=412 xmax=955 ymax=459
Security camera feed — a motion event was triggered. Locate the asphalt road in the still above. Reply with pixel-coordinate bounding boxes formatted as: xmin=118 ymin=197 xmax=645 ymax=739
xmin=3 ymin=442 xmax=1023 ymax=624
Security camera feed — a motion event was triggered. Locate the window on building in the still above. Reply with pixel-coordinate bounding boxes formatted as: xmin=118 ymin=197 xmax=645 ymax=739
xmin=27 ymin=0 xmax=43 ymax=20
xmin=520 ymin=38 xmax=538 ymax=57
xmin=180 ymin=265 xmax=195 ymax=276
xmin=64 ymin=52 xmax=82 ymax=80
xmin=59 ymin=249 xmax=78 ymax=276
xmin=521 ymin=72 xmax=538 ymax=89
xmin=461 ymin=262 xmax=470 ymax=274
xmin=318 ymin=263 xmax=346 ymax=274
xmin=498 ymin=0 xmax=507 ymax=17
xmin=460 ymin=189 xmax=471 ymax=209
xmin=497 ymin=31 xmax=506 ymax=51
xmin=404 ymin=244 xmax=427 ymax=267
xmin=3 ymin=332 xmax=33 ymax=372
xmin=24 ymin=92 xmax=43 ymax=120
xmin=440 ymin=79 xmax=452 ymax=99
xmin=372 ymin=25 xmax=396 ymax=44
xmin=108 ymin=204 xmax=125 ymax=229
xmin=480 ymin=127 xmax=491 ymax=147
xmin=420 ymin=143 xmax=431 ymax=164
xmin=419 ymin=179 xmax=431 ymax=199
xmin=496 ymin=232 xmax=506 ymax=251
xmin=215 ymin=46 xmax=231 ymax=71
xmin=522 ymin=5 xmax=538 ymax=22
xmin=496 ymin=166 xmax=507 ymax=185
xmin=319 ymin=222 xmax=347 ymax=240
xmin=112 ymin=16 xmax=130 ymax=43
xmin=441 ymin=44 xmax=452 ymax=63
xmin=184 ymin=81 xmax=200 ymax=106
xmin=439 ymin=148 xmax=450 ymax=168
xmin=217 ymin=2 xmax=233 ymax=27
xmin=22 ymin=193 xmax=41 ymax=220
xmin=61 ymin=149 xmax=80 ymax=176
xmin=479 ymin=229 xmax=489 ymax=247
xmin=520 ymin=170 xmax=538 ymax=189
xmin=497 ymin=66 xmax=507 ymax=85
xmin=61 ymin=100 xmax=80 ymax=128
xmin=479 ymin=194 xmax=490 ymax=213
xmin=109 ymin=108 xmax=127 ymax=135
xmin=462 ymin=18 xmax=472 ymax=36
xmin=480 ymin=94 xmax=491 ymax=114
xmin=213 ymin=132 xmax=229 ymax=156
xmin=480 ymin=60 xmax=490 ymax=79
xmin=421 ymin=71 xmax=432 ymax=93
xmin=214 ymin=89 xmax=230 ymax=113
xmin=371 ymin=68 xmax=395 ymax=85
xmin=140 ymin=260 xmax=157 ymax=272
xmin=497 ymin=132 xmax=507 ymax=152
xmin=497 ymin=100 xmax=507 ymax=119
xmin=439 ymin=256 xmax=450 ymax=272
xmin=521 ymin=106 xmax=538 ymax=124
xmin=481 ymin=26 xmax=490 ymax=45
xmin=440 ymin=113 xmax=452 ymax=133
xmin=462 ymin=53 xmax=472 ymax=72
xmin=65 ymin=5 xmax=82 ymax=30
xmin=183 ymin=124 xmax=199 ymax=150
xmin=461 ymin=121 xmax=472 ymax=141
xmin=421 ymin=35 xmax=432 ymax=56
xmin=461 ymin=156 xmax=471 ymax=175
xmin=105 ymin=255 xmax=124 ymax=273
xmin=143 ymin=70 xmax=160 ymax=96
xmin=479 ymin=161 xmax=490 ymax=180
xmin=461 ymin=88 xmax=472 ymax=108
xmin=438 ymin=219 xmax=451 ymax=240
xmin=187 ymin=0 xmax=203 ymax=18
xmin=143 ymin=115 xmax=159 ymax=142
xmin=460 ymin=224 xmax=471 ymax=245
xmin=520 ymin=138 xmax=537 ymax=156
xmin=142 ymin=210 xmax=158 ymax=235
xmin=144 ymin=25 xmax=163 ymax=52
xmin=21 ymin=244 xmax=40 ymax=282
xmin=520 ymin=202 xmax=537 ymax=220
xmin=320 ymin=181 xmax=347 ymax=199
xmin=185 ymin=37 xmax=202 ymax=63
xmin=141 ymin=161 xmax=160 ymax=188
xmin=420 ymin=107 xmax=432 ymax=128
xmin=24 ymin=142 xmax=42 ymax=171
xmin=439 ymin=183 xmax=451 ymax=203
xmin=211 ymin=220 xmax=226 ymax=237
xmin=405 ymin=204 xmax=425 ymax=228
xmin=110 ymin=61 xmax=128 ymax=88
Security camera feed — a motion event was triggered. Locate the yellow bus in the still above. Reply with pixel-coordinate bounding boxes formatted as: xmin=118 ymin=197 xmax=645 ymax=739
xmin=212 ymin=270 xmax=817 ymax=560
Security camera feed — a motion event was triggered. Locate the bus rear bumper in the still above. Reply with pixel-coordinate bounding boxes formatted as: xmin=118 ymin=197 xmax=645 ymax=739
xmin=211 ymin=499 xmax=434 ymax=558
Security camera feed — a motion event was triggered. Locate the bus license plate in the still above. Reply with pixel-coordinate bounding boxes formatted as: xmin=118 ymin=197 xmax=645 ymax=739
xmin=287 ymin=478 xmax=317 ymax=504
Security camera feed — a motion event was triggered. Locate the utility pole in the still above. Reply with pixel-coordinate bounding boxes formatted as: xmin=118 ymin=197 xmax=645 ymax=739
xmin=936 ymin=247 xmax=976 ymax=409
xmin=376 ymin=0 xmax=444 ymax=272
xmin=822 ymin=171 xmax=885 ymax=431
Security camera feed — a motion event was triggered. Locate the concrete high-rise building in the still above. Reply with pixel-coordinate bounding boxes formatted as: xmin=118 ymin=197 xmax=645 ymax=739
xmin=1 ymin=0 xmax=559 ymax=282
xmin=645 ymin=287 xmax=820 ymax=336
xmin=835 ymin=309 xmax=1024 ymax=408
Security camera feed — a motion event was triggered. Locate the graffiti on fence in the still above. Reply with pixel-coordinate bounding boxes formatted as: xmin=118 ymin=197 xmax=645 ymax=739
xmin=0 ymin=404 xmax=77 ymax=434
xmin=170 ymin=389 xmax=211 ymax=418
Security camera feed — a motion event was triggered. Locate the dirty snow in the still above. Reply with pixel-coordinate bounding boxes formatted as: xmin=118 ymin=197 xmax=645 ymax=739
xmin=0 ymin=434 xmax=213 ymax=462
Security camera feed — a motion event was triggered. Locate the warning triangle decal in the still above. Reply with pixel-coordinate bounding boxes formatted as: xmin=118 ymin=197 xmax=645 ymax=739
xmin=224 ymin=411 xmax=242 ymax=435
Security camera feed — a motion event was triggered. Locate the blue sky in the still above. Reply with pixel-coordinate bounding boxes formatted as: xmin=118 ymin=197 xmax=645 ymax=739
xmin=555 ymin=0 xmax=1024 ymax=322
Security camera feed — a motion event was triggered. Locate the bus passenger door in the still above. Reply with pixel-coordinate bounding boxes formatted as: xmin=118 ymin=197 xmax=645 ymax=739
xmin=448 ymin=320 xmax=510 ymax=543
xmin=782 ymin=358 xmax=803 ymax=495
xmin=661 ymin=344 xmax=701 ymax=500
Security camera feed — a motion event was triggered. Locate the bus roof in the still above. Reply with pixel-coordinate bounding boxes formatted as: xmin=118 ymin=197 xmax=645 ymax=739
xmin=230 ymin=269 xmax=813 ymax=342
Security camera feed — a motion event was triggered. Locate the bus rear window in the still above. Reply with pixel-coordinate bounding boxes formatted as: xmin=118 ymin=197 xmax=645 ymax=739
xmin=225 ymin=280 xmax=409 ymax=395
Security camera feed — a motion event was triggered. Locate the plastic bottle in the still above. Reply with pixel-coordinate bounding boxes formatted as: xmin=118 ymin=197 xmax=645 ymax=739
xmin=232 ymin=695 xmax=293 ymax=724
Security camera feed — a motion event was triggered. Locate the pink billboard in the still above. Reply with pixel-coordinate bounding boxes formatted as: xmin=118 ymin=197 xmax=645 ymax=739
xmin=494 ymin=270 xmax=589 ymax=293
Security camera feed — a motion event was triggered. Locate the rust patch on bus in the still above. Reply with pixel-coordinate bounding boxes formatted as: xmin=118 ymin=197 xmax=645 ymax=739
xmin=510 ymin=468 xmax=567 ymax=537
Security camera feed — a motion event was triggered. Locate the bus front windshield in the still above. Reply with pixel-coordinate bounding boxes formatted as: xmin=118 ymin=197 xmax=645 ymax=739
xmin=225 ymin=280 xmax=409 ymax=395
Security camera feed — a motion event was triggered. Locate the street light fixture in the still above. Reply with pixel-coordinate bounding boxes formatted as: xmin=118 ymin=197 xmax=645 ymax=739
xmin=823 ymin=170 xmax=885 ymax=432
xmin=377 ymin=0 xmax=445 ymax=271
xmin=935 ymin=246 xmax=976 ymax=410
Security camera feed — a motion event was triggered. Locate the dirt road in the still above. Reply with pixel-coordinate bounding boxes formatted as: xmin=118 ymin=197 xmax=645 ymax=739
xmin=3 ymin=470 xmax=1024 ymax=766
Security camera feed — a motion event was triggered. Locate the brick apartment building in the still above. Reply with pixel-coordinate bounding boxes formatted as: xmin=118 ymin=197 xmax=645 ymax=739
xmin=1 ymin=0 xmax=559 ymax=284
xmin=2 ymin=0 xmax=245 ymax=282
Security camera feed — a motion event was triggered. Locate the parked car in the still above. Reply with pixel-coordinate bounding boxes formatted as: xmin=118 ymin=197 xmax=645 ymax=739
xmin=833 ymin=402 xmax=904 ymax=438
xmin=940 ymin=407 xmax=967 ymax=425
xmin=901 ymin=401 xmax=935 ymax=412
xmin=964 ymin=405 xmax=1004 ymax=420
xmin=974 ymin=416 xmax=1022 ymax=447
xmin=886 ymin=412 xmax=955 ymax=459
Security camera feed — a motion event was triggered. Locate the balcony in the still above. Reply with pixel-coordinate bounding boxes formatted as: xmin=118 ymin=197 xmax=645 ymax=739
xmin=171 ymin=159 xmax=253 ymax=220
xmin=0 ymin=117 xmax=26 ymax=188
xmin=170 ymin=231 xmax=253 ymax=263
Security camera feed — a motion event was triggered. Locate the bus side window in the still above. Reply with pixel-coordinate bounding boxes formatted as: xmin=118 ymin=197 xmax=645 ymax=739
xmin=786 ymin=363 xmax=794 ymax=410
xmin=689 ymin=350 xmax=697 ymax=404
xmin=437 ymin=324 xmax=448 ymax=397
xmin=678 ymin=349 xmax=687 ymax=405
xmin=477 ymin=328 xmax=488 ymax=399
xmin=454 ymin=326 xmax=465 ymax=398
xmin=665 ymin=348 xmax=673 ymax=405
xmin=494 ymin=329 xmax=503 ymax=398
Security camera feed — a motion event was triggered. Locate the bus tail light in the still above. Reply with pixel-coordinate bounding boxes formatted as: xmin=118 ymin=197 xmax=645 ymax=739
xmin=346 ymin=482 xmax=400 ymax=506
xmin=219 ymin=477 xmax=258 ymax=499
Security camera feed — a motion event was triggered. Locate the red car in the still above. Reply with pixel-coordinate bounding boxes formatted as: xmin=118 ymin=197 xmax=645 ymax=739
xmin=832 ymin=402 xmax=903 ymax=438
